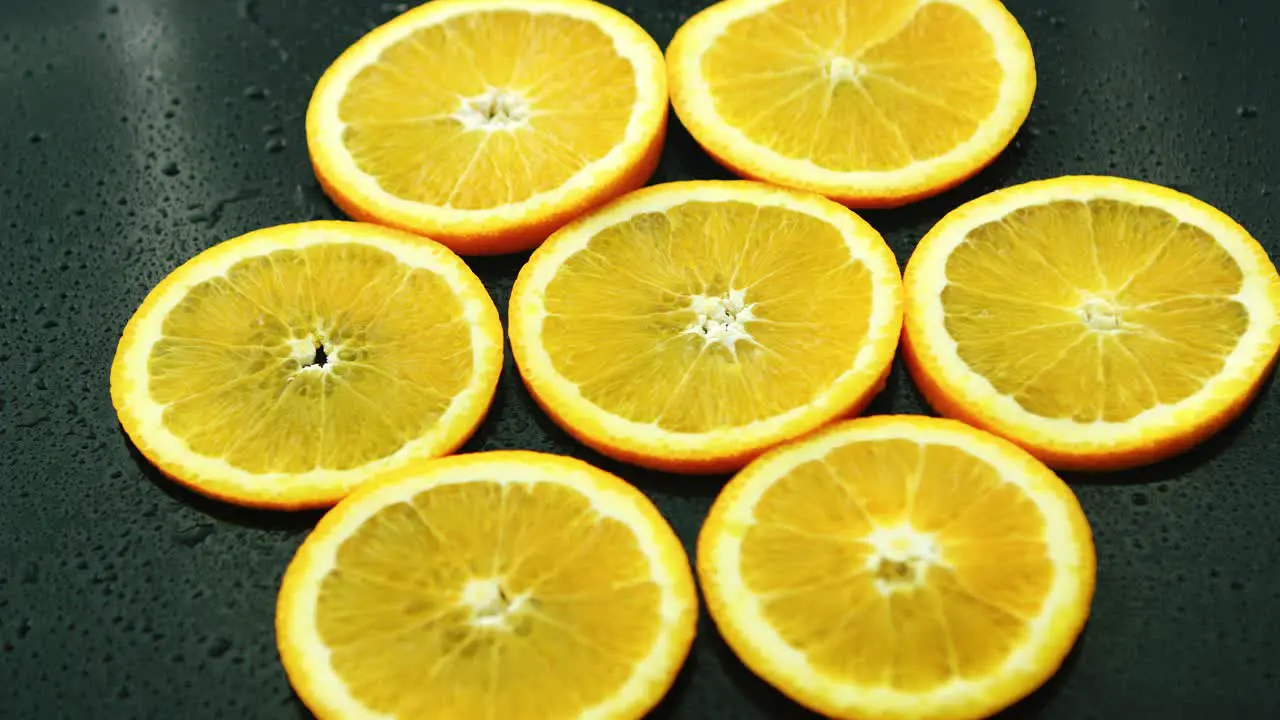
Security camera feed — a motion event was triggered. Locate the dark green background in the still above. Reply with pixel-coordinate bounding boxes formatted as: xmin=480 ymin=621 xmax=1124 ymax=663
xmin=2 ymin=0 xmax=1278 ymax=717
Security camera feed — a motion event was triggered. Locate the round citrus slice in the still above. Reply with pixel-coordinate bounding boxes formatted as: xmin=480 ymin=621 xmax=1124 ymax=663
xmin=698 ymin=415 xmax=1096 ymax=720
xmin=508 ymin=180 xmax=903 ymax=474
xmin=665 ymin=0 xmax=1036 ymax=208
xmin=109 ymin=221 xmax=504 ymax=509
xmin=276 ymin=450 xmax=697 ymax=720
xmin=306 ymin=0 xmax=668 ymax=256
xmin=903 ymin=176 xmax=1280 ymax=471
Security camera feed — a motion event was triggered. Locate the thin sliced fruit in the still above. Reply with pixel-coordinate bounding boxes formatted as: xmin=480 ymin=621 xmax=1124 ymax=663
xmin=665 ymin=0 xmax=1035 ymax=207
xmin=276 ymin=450 xmax=697 ymax=720
xmin=508 ymin=180 xmax=903 ymax=473
xmin=110 ymin=221 xmax=504 ymax=509
xmin=903 ymin=175 xmax=1280 ymax=470
xmin=698 ymin=415 xmax=1095 ymax=720
xmin=307 ymin=0 xmax=668 ymax=255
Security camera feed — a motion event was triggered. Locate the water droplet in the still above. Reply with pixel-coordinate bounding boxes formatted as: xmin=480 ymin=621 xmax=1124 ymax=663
xmin=185 ymin=188 xmax=261 ymax=227
xmin=237 ymin=0 xmax=260 ymax=22
xmin=28 ymin=132 xmax=45 ymax=144
xmin=265 ymin=137 xmax=287 ymax=153
xmin=14 ymin=413 xmax=49 ymax=429
xmin=243 ymin=85 xmax=269 ymax=101
xmin=161 ymin=161 xmax=180 ymax=177
xmin=173 ymin=522 xmax=214 ymax=548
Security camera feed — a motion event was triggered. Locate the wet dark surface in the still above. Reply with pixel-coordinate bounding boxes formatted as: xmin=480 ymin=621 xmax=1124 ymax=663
xmin=2 ymin=0 xmax=1280 ymax=718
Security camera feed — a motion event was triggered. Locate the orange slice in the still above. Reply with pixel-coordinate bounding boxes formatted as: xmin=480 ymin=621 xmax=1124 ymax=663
xmin=508 ymin=180 xmax=903 ymax=473
xmin=698 ymin=415 xmax=1096 ymax=720
xmin=306 ymin=0 xmax=668 ymax=255
xmin=109 ymin=221 xmax=504 ymax=509
xmin=666 ymin=0 xmax=1036 ymax=207
xmin=276 ymin=450 xmax=698 ymax=720
xmin=903 ymin=176 xmax=1280 ymax=470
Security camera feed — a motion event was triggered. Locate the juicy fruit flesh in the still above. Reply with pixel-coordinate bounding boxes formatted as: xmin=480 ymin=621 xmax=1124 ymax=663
xmin=150 ymin=243 xmax=473 ymax=473
xmin=317 ymin=480 xmax=663 ymax=717
xmin=338 ymin=10 xmax=638 ymax=210
xmin=541 ymin=200 xmax=874 ymax=433
xmin=702 ymin=0 xmax=1002 ymax=170
xmin=741 ymin=439 xmax=1053 ymax=691
xmin=942 ymin=199 xmax=1248 ymax=422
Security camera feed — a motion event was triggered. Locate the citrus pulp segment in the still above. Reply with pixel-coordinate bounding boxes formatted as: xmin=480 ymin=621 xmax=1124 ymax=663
xmin=507 ymin=180 xmax=904 ymax=473
xmin=109 ymin=221 xmax=504 ymax=509
xmin=665 ymin=0 xmax=1036 ymax=207
xmin=902 ymin=175 xmax=1280 ymax=470
xmin=698 ymin=415 xmax=1096 ymax=720
xmin=307 ymin=0 xmax=669 ymax=255
xmin=276 ymin=450 xmax=698 ymax=720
